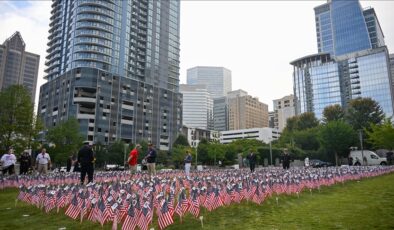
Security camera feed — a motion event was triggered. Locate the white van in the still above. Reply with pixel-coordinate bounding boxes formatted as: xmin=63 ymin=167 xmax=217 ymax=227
xmin=348 ymin=150 xmax=387 ymax=166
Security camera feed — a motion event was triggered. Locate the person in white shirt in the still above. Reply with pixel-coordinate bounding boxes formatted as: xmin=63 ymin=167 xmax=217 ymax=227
xmin=304 ymin=157 xmax=310 ymax=168
xmin=1 ymin=147 xmax=16 ymax=175
xmin=35 ymin=148 xmax=51 ymax=175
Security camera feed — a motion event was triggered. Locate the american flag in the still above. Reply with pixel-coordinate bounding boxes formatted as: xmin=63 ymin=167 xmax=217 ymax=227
xmin=188 ymin=189 xmax=200 ymax=218
xmin=175 ymin=189 xmax=189 ymax=218
xmin=122 ymin=199 xmax=139 ymax=230
xmin=65 ymin=194 xmax=80 ymax=219
xmin=158 ymin=200 xmax=174 ymax=230
xmin=137 ymin=201 xmax=152 ymax=230
xmin=44 ymin=191 xmax=56 ymax=213
xmin=95 ymin=198 xmax=106 ymax=227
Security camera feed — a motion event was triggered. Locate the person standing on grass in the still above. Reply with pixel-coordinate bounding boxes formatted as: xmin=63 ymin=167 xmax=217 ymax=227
xmin=184 ymin=150 xmax=192 ymax=178
xmin=1 ymin=147 xmax=16 ymax=175
xmin=35 ymin=148 xmax=51 ymax=175
xmin=144 ymin=143 xmax=157 ymax=176
xmin=128 ymin=144 xmax=141 ymax=175
xmin=281 ymin=148 xmax=291 ymax=170
xmin=78 ymin=141 xmax=95 ymax=184
xmin=247 ymin=150 xmax=257 ymax=173
xmin=19 ymin=150 xmax=31 ymax=175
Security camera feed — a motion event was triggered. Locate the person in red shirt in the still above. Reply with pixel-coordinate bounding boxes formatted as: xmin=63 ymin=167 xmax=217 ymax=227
xmin=128 ymin=144 xmax=141 ymax=175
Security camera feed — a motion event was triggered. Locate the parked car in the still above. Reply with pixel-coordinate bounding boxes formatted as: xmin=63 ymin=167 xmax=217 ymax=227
xmin=310 ymin=159 xmax=333 ymax=168
xmin=348 ymin=150 xmax=387 ymax=166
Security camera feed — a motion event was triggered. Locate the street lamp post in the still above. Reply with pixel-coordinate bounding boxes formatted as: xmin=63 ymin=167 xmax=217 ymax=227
xmin=269 ymin=139 xmax=273 ymax=166
xmin=359 ymin=130 xmax=365 ymax=165
xmin=123 ymin=143 xmax=129 ymax=169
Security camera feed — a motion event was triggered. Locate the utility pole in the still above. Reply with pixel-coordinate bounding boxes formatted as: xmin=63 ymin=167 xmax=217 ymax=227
xmin=359 ymin=130 xmax=365 ymax=166
xmin=269 ymin=138 xmax=273 ymax=166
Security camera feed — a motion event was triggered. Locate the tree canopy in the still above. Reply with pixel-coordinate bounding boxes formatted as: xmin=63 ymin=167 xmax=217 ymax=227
xmin=0 ymin=85 xmax=42 ymax=154
xmin=46 ymin=118 xmax=84 ymax=164
xmin=319 ymin=120 xmax=356 ymax=165
xmin=322 ymin=104 xmax=345 ymax=123
xmin=366 ymin=119 xmax=394 ymax=150
xmin=346 ymin=97 xmax=385 ymax=131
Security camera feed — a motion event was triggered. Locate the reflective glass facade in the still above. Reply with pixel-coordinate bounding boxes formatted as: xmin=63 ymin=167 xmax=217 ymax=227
xmin=331 ymin=0 xmax=371 ymax=56
xmin=356 ymin=51 xmax=393 ymax=116
xmin=291 ymin=54 xmax=340 ymax=119
xmin=295 ymin=0 xmax=394 ymax=120
xmin=292 ymin=49 xmax=394 ymax=120
xmin=315 ymin=0 xmax=383 ymax=57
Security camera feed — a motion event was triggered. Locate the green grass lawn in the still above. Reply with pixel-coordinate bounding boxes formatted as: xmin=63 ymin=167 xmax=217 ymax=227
xmin=1 ymin=173 xmax=394 ymax=230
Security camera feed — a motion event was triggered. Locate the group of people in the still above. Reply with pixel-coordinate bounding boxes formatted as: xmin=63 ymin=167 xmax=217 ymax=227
xmin=127 ymin=143 xmax=194 ymax=178
xmin=127 ymin=143 xmax=157 ymax=176
xmin=246 ymin=148 xmax=292 ymax=172
xmin=0 ymin=147 xmax=52 ymax=175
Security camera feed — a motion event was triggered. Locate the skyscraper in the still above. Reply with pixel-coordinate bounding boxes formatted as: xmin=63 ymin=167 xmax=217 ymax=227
xmin=227 ymin=90 xmax=269 ymax=130
xmin=314 ymin=0 xmax=381 ymax=56
xmin=180 ymin=84 xmax=213 ymax=130
xmin=292 ymin=0 xmax=394 ymax=120
xmin=187 ymin=66 xmax=232 ymax=99
xmin=38 ymin=0 xmax=182 ymax=150
xmin=0 ymin=32 xmax=40 ymax=102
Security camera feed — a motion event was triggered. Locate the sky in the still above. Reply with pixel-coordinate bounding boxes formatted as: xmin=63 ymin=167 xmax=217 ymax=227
xmin=0 ymin=1 xmax=393 ymax=111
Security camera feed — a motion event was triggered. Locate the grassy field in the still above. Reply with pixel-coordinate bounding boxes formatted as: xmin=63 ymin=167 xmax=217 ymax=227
xmin=1 ymin=173 xmax=394 ymax=230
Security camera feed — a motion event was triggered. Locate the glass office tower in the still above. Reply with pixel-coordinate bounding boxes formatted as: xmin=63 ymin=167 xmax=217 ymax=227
xmin=315 ymin=0 xmax=385 ymax=57
xmin=294 ymin=0 xmax=393 ymax=120
xmin=39 ymin=0 xmax=182 ymax=150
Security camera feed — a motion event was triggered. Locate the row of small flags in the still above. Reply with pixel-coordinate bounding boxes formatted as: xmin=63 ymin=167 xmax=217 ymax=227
xmin=9 ymin=166 xmax=394 ymax=229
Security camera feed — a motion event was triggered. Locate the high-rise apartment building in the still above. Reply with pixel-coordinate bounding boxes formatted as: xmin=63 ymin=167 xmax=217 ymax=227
xmin=187 ymin=66 xmax=232 ymax=99
xmin=227 ymin=89 xmax=268 ymax=130
xmin=38 ymin=0 xmax=182 ymax=150
xmin=273 ymin=95 xmax=295 ymax=132
xmin=0 ymin=32 xmax=40 ymax=102
xmin=180 ymin=84 xmax=213 ymax=130
xmin=292 ymin=0 xmax=394 ymax=120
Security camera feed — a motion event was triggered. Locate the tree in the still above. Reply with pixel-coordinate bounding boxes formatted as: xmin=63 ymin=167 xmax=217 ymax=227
xmin=0 ymin=85 xmax=38 ymax=153
xmin=284 ymin=116 xmax=299 ymax=132
xmin=106 ymin=140 xmax=125 ymax=165
xmin=46 ymin=118 xmax=84 ymax=165
xmin=297 ymin=112 xmax=319 ymax=130
xmin=366 ymin=119 xmax=394 ymax=150
xmin=171 ymin=145 xmax=191 ymax=169
xmin=346 ymin=97 xmax=384 ymax=131
xmin=292 ymin=127 xmax=320 ymax=151
xmin=173 ymin=134 xmax=190 ymax=147
xmin=322 ymin=104 xmax=345 ymax=123
xmin=319 ymin=120 xmax=357 ymax=166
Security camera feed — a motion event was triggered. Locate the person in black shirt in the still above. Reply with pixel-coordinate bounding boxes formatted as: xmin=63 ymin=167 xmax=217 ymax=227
xmin=78 ymin=141 xmax=94 ymax=184
xmin=386 ymin=151 xmax=393 ymax=165
xmin=19 ymin=151 xmax=31 ymax=175
xmin=281 ymin=148 xmax=291 ymax=170
xmin=144 ymin=143 xmax=157 ymax=176
xmin=247 ymin=151 xmax=257 ymax=173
